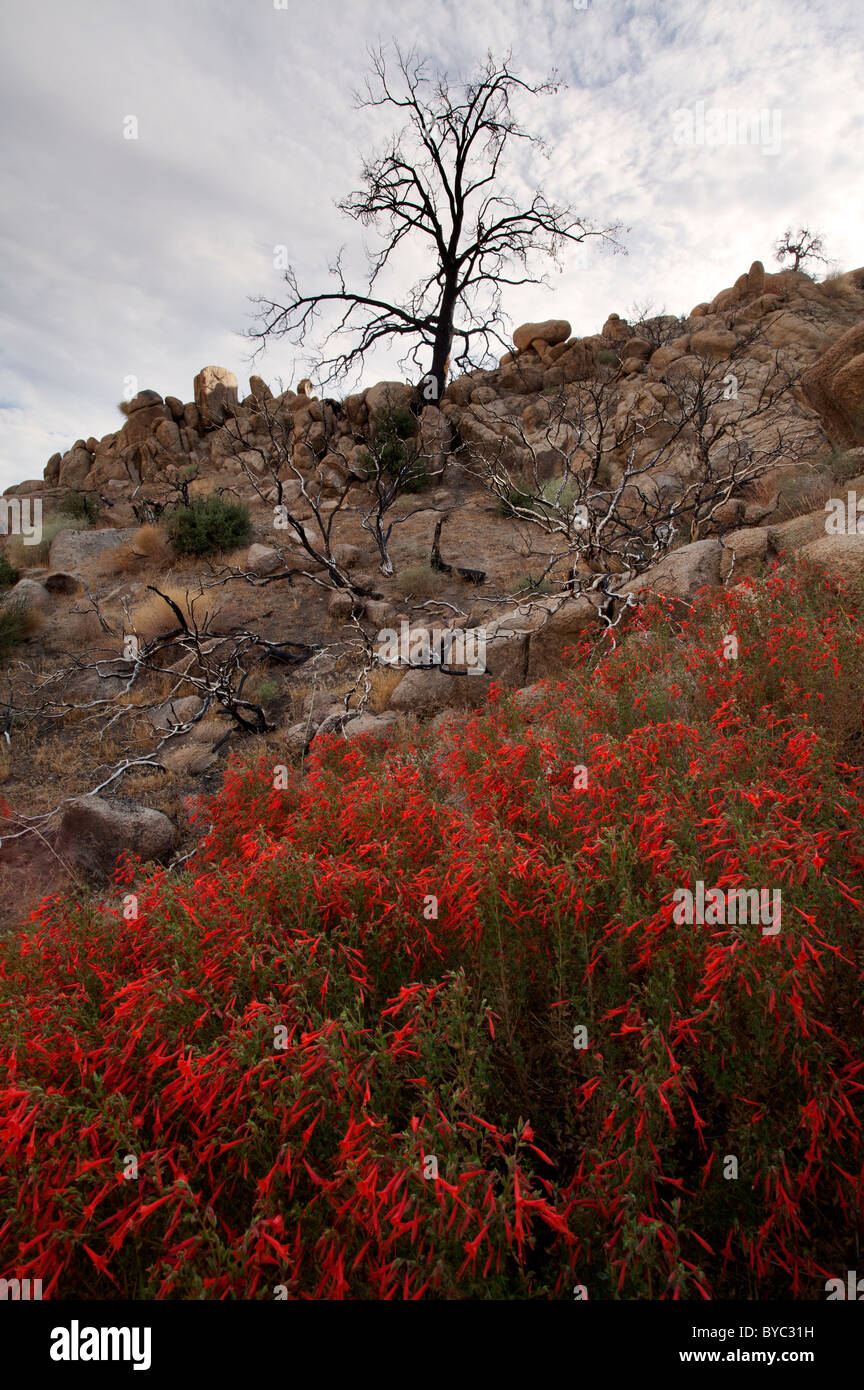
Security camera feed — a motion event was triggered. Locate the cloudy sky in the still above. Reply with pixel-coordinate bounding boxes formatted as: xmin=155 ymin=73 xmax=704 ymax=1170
xmin=1 ymin=0 xmax=861 ymax=492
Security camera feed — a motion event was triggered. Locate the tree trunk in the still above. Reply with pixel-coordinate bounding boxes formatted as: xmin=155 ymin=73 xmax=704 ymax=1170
xmin=427 ymin=277 xmax=458 ymax=405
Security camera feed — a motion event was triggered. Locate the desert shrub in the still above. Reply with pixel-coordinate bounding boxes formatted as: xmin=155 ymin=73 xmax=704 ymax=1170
xmin=498 ymin=476 xmax=536 ymax=515
xmin=826 ymin=448 xmax=864 ymax=484
xmin=166 ymin=495 xmax=251 ymax=557
xmin=0 ymin=601 xmax=27 ymax=660
xmin=132 ymin=584 xmax=222 ymax=642
xmin=597 ymin=349 xmax=618 ymax=365
xmin=60 ymin=490 xmax=100 ymax=526
xmin=0 ymin=553 xmax=18 ymax=588
xmin=359 ymin=405 xmax=430 ymax=493
xmin=247 ymin=677 xmax=280 ymax=705
xmin=4 ymin=515 xmax=70 ymax=569
xmin=1 ymin=567 xmax=862 ymax=1299
xmin=396 ymin=560 xmax=437 ymax=597
xmin=512 ymin=572 xmax=553 ymax=596
xmin=500 ymin=474 xmax=579 ymax=520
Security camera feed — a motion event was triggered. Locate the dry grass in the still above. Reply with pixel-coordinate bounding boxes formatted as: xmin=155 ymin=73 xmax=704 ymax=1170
xmin=132 ymin=524 xmax=169 ymax=559
xmin=131 ymin=584 xmax=222 ymax=642
xmin=367 ymin=664 xmax=405 ymax=712
xmin=101 ymin=524 xmax=171 ymax=578
xmin=5 ymin=517 xmax=71 ymax=569
xmin=395 ymin=561 xmax=438 ymax=597
xmin=817 ymin=271 xmax=860 ymax=302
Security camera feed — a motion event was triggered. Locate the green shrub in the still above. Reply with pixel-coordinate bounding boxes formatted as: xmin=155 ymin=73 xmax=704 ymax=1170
xmin=166 ymin=496 xmax=252 ymax=557
xmin=361 ymin=405 xmax=430 ymax=493
xmin=500 ymin=474 xmax=580 ymax=520
xmin=512 ymin=572 xmax=553 ymax=596
xmin=597 ymin=349 xmax=618 ymax=365
xmin=0 ymin=553 xmax=18 ymax=588
xmin=0 ymin=601 xmax=26 ymax=661
xmin=61 ymin=490 xmax=100 ymax=526
xmin=396 ymin=561 xmax=437 ymax=597
xmin=498 ymin=476 xmax=536 ymax=516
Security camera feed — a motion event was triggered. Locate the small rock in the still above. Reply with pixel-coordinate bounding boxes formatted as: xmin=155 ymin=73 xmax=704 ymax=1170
xmin=246 ymin=543 xmax=283 ymax=576
xmin=150 ymin=695 xmax=203 ymax=732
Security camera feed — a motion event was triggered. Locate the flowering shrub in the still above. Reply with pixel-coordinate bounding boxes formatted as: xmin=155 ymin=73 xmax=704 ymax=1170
xmin=1 ymin=566 xmax=862 ymax=1299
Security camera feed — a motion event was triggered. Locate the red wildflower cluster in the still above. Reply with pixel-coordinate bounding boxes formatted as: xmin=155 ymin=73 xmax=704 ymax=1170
xmin=0 ymin=567 xmax=862 ymax=1298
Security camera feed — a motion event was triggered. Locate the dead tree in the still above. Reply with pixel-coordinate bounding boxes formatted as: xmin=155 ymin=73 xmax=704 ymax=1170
xmin=463 ymin=329 xmax=817 ymax=613
xmin=773 ymin=228 xmax=827 ymax=274
xmin=250 ymin=45 xmax=620 ymax=404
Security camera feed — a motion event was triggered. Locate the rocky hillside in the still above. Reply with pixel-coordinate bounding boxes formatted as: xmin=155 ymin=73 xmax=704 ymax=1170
xmin=1 ymin=256 xmax=864 ymax=926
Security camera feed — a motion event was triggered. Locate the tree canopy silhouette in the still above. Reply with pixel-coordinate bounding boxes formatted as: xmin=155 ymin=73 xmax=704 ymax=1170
xmin=250 ymin=45 xmax=621 ymax=404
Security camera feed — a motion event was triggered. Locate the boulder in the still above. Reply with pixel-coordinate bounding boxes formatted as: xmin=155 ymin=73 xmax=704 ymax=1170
xmin=119 ymin=399 xmax=170 ymax=447
xmin=734 ymin=293 xmax=782 ymax=324
xmin=330 ymin=542 xmax=360 ymax=568
xmin=513 ymin=320 xmax=571 ymax=353
xmin=364 ymin=381 xmax=413 ymax=424
xmin=149 ymin=695 xmax=203 ymax=731
xmin=246 ymin=544 xmax=283 ymax=576
xmin=719 ymin=527 xmax=769 ymax=580
xmin=525 ymin=595 xmax=599 ymax=679
xmin=341 ymin=711 xmax=398 ymax=744
xmin=649 ymin=338 xmax=690 ymax=373
xmin=248 ymin=375 xmax=273 ymax=403
xmin=622 ymin=337 xmax=652 ymax=360
xmin=57 ymin=446 xmax=93 ymax=488
xmin=601 ymin=314 xmax=630 ymax=342
xmin=124 ymin=390 xmax=163 ymax=414
xmin=799 ymin=531 xmax=864 ymax=582
xmin=801 ymin=322 xmax=864 ymax=448
xmin=767 ymin=511 xmax=829 ymax=552
xmin=56 ymin=795 xmax=176 ymax=877
xmin=193 ymin=366 xmax=239 ymax=427
xmin=44 ymin=452 xmax=62 ymax=485
xmin=387 ymin=666 xmax=472 ymax=717
xmin=4 ymin=577 xmax=51 ymax=617
xmin=764 ymin=317 xmax=829 ymax=352
xmin=665 ymin=354 xmax=704 ymax=383
xmin=364 ymin=599 xmax=397 ymax=628
xmin=689 ymin=329 xmax=737 ymax=358
xmin=498 ymin=362 xmax=545 ymax=394
xmin=626 ymin=538 xmax=724 ymax=602
xmin=328 ymin=590 xmax=355 ymax=620
xmin=542 ymin=340 xmax=597 ymax=387
xmin=48 ymin=527 xmax=137 ymax=572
